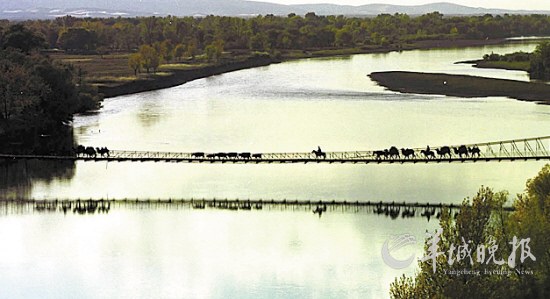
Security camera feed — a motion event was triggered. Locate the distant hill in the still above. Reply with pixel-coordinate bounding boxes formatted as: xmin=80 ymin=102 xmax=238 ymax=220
xmin=1 ymin=1 xmax=549 ymax=20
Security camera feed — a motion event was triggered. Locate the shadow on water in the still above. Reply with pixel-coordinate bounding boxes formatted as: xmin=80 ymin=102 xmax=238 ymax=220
xmin=0 ymin=128 xmax=76 ymax=199
xmin=0 ymin=198 xmax=514 ymax=221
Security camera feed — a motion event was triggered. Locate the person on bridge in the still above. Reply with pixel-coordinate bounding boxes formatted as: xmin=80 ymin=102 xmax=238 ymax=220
xmin=426 ymin=145 xmax=430 ymax=152
xmin=317 ymin=146 xmax=322 ymax=153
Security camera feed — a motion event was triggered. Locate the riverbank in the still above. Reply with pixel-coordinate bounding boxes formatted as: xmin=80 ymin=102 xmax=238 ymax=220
xmin=369 ymin=71 xmax=550 ymax=104
xmin=98 ymin=55 xmax=278 ymax=98
xmin=71 ymin=38 xmax=512 ymax=99
xmin=456 ymin=59 xmax=530 ymax=72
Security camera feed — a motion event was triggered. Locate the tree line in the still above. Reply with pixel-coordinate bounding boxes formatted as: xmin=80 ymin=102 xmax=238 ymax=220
xmin=482 ymin=42 xmax=550 ymax=80
xmin=0 ymin=24 xmax=102 ymax=150
xmin=3 ymin=13 xmax=550 ymax=55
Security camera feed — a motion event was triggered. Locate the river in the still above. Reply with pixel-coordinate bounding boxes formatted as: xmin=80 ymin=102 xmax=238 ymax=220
xmin=1 ymin=41 xmax=550 ymax=298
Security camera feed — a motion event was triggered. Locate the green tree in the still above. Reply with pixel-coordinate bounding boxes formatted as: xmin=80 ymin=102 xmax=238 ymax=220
xmin=205 ymin=39 xmax=224 ymax=63
xmin=450 ymin=26 xmax=459 ymax=39
xmin=530 ymin=41 xmax=550 ymax=80
xmin=138 ymin=44 xmax=160 ymax=73
xmin=57 ymin=27 xmax=98 ymax=51
xmin=0 ymin=49 xmax=101 ymax=137
xmin=185 ymin=40 xmax=197 ymax=60
xmin=128 ymin=53 xmax=142 ymax=76
xmin=173 ymin=44 xmax=185 ymax=62
xmin=1 ymin=24 xmax=47 ymax=53
xmin=0 ymin=59 xmax=44 ymax=122
xmin=507 ymin=165 xmax=550 ymax=297
xmin=390 ymin=165 xmax=550 ymax=299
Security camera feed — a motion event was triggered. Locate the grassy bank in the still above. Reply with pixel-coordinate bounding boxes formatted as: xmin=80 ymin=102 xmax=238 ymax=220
xmin=369 ymin=71 xmax=550 ymax=104
xmin=474 ymin=60 xmax=530 ymax=71
xmin=98 ymin=55 xmax=278 ymax=98
xmin=456 ymin=59 xmax=530 ymax=72
xmin=49 ymin=38 xmax=512 ymax=99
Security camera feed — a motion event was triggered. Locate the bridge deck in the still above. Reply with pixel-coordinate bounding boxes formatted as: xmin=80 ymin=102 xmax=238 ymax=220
xmin=1 ymin=135 xmax=549 ymax=164
xmin=1 ymin=154 xmax=550 ymax=164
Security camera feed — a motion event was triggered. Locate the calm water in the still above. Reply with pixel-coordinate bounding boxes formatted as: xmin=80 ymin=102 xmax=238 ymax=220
xmin=2 ymin=41 xmax=550 ymax=298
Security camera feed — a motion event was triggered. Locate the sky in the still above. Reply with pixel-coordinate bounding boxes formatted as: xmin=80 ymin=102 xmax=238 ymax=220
xmin=251 ymin=0 xmax=550 ymax=11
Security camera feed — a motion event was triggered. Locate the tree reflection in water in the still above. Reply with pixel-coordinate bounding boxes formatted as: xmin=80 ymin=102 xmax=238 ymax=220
xmin=0 ymin=128 xmax=76 ymax=199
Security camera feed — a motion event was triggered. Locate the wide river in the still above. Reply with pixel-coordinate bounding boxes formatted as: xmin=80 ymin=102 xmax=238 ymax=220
xmin=1 ymin=41 xmax=550 ymax=298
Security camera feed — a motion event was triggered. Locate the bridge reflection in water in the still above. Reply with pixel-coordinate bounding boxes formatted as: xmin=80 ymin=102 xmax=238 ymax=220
xmin=0 ymin=199 xmax=515 ymax=221
xmin=1 ymin=136 xmax=549 ymax=164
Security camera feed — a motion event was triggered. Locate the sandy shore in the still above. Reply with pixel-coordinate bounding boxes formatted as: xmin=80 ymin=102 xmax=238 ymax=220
xmin=369 ymin=71 xmax=550 ymax=104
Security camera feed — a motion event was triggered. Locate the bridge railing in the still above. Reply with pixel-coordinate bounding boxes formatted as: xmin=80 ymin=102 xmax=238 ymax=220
xmin=106 ymin=138 xmax=549 ymax=162
xmin=2 ymin=136 xmax=549 ymax=162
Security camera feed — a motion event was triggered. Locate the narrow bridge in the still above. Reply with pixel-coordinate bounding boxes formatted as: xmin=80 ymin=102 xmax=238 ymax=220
xmin=0 ymin=198 xmax=515 ymax=221
xmin=1 ymin=135 xmax=549 ymax=164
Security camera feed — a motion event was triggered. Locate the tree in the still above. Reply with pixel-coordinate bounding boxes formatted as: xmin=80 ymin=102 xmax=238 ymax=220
xmin=450 ymin=26 xmax=459 ymax=39
xmin=152 ymin=40 xmax=172 ymax=63
xmin=0 ymin=59 xmax=43 ymax=122
xmin=390 ymin=165 xmax=550 ymax=299
xmin=205 ymin=39 xmax=224 ymax=63
xmin=249 ymin=33 xmax=269 ymax=51
xmin=530 ymin=41 xmax=550 ymax=79
xmin=0 ymin=48 xmax=101 ymax=137
xmin=173 ymin=44 xmax=185 ymax=62
xmin=138 ymin=45 xmax=160 ymax=73
xmin=2 ymin=24 xmax=47 ymax=53
xmin=57 ymin=27 xmax=98 ymax=51
xmin=507 ymin=165 xmax=550 ymax=297
xmin=335 ymin=28 xmax=353 ymax=47
xmin=128 ymin=53 xmax=142 ymax=76
xmin=185 ymin=40 xmax=197 ymax=60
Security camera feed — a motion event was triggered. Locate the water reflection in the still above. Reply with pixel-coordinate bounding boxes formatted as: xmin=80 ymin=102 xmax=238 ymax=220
xmin=136 ymin=91 xmax=165 ymax=128
xmin=0 ymin=203 xmax=435 ymax=298
xmin=0 ymin=198 xmax=509 ymax=222
xmin=0 ymin=43 xmax=546 ymax=298
xmin=0 ymin=126 xmax=76 ymax=199
xmin=0 ymin=160 xmax=75 ymax=199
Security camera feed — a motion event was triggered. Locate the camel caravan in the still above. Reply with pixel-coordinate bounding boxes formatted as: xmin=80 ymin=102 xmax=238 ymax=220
xmin=373 ymin=145 xmax=481 ymax=160
xmin=70 ymin=144 xmax=481 ymax=161
xmin=73 ymin=145 xmax=110 ymax=158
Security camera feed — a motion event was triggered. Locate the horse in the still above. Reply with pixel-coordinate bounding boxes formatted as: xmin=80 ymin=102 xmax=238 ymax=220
xmin=421 ymin=149 xmax=435 ymax=159
xmin=436 ymin=146 xmax=451 ymax=159
xmin=312 ymin=149 xmax=326 ymax=159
